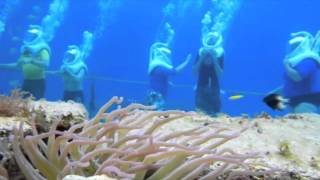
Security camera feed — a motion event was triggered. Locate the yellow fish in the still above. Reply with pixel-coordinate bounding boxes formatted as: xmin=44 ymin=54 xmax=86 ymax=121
xmin=228 ymin=95 xmax=244 ymax=100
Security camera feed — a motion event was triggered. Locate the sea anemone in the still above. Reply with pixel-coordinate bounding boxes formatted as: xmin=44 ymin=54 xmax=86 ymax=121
xmin=13 ymin=96 xmax=272 ymax=180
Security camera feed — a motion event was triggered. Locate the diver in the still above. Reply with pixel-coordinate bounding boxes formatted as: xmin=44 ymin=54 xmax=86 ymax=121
xmin=264 ymin=31 xmax=320 ymax=113
xmin=147 ymin=23 xmax=191 ymax=110
xmin=0 ymin=25 xmax=51 ymax=99
xmin=193 ymin=11 xmax=224 ymax=116
xmin=46 ymin=31 xmax=93 ymax=103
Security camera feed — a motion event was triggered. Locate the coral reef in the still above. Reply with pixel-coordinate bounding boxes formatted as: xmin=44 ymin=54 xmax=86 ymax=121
xmin=0 ymin=93 xmax=318 ymax=179
xmin=0 ymin=92 xmax=87 ymax=180
xmin=29 ymin=99 xmax=87 ymax=132
xmin=13 ymin=97 xmax=270 ymax=180
xmin=0 ymin=89 xmax=30 ymax=117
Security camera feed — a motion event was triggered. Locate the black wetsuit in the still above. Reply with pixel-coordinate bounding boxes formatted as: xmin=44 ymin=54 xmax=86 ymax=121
xmin=194 ymin=53 xmax=224 ymax=115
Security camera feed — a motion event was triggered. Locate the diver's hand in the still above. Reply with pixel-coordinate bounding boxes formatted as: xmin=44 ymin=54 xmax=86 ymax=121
xmin=176 ymin=54 xmax=192 ymax=73
xmin=62 ymin=69 xmax=71 ymax=76
xmin=20 ymin=57 xmax=32 ymax=64
xmin=185 ymin=53 xmax=192 ymax=64
xmin=283 ymin=58 xmax=292 ymax=70
xmin=283 ymin=58 xmax=302 ymax=81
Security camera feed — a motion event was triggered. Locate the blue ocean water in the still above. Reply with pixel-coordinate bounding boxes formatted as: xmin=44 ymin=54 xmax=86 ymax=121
xmin=0 ymin=0 xmax=319 ymax=116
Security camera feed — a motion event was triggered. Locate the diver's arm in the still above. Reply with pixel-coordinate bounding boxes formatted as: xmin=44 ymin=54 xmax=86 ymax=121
xmin=32 ymin=49 xmax=50 ymax=68
xmin=284 ymin=62 xmax=302 ymax=82
xmin=46 ymin=70 xmax=63 ymax=76
xmin=0 ymin=57 xmax=24 ymax=70
xmin=32 ymin=60 xmax=49 ymax=68
xmin=0 ymin=62 xmax=20 ymax=70
xmin=69 ymin=68 xmax=85 ymax=81
xmin=175 ymin=54 xmax=192 ymax=73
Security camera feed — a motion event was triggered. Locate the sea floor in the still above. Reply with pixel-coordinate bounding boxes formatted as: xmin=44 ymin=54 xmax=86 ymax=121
xmin=0 ymin=99 xmax=319 ymax=179
xmin=161 ymin=112 xmax=320 ymax=179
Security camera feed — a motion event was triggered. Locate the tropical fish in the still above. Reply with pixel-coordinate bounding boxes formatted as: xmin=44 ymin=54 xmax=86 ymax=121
xmin=263 ymin=93 xmax=289 ymax=110
xmin=228 ymin=95 xmax=244 ymax=100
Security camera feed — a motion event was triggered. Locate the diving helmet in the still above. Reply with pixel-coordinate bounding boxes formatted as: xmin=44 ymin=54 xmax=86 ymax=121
xmin=287 ymin=31 xmax=313 ymax=56
xmin=202 ymin=31 xmax=223 ymax=48
xmin=63 ymin=45 xmax=81 ymax=65
xmin=24 ymin=25 xmax=43 ymax=45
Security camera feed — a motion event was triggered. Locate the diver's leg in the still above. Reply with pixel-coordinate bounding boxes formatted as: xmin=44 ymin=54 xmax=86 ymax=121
xmin=146 ymin=91 xmax=165 ymax=110
xmin=208 ymin=66 xmax=221 ymax=114
xmin=195 ymin=87 xmax=204 ymax=111
xmin=63 ymin=91 xmax=83 ymax=103
xmin=293 ymin=102 xmax=318 ymax=113
xmin=195 ymin=68 xmax=210 ymax=113
xmin=22 ymin=79 xmax=44 ymax=100
xmin=21 ymin=80 xmax=33 ymax=98
xmin=211 ymin=91 xmax=221 ymax=114
xmin=73 ymin=91 xmax=84 ymax=103
xmin=78 ymin=91 xmax=84 ymax=103
xmin=38 ymin=79 xmax=46 ymax=99
xmin=62 ymin=91 xmax=69 ymax=102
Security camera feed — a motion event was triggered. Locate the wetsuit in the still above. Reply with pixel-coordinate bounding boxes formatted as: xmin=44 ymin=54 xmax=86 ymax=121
xmin=194 ymin=53 xmax=224 ymax=115
xmin=283 ymin=58 xmax=320 ymax=107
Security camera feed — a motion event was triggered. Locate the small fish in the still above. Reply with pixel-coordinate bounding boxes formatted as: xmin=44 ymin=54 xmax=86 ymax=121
xmin=263 ymin=93 xmax=289 ymax=110
xmin=228 ymin=95 xmax=244 ymax=100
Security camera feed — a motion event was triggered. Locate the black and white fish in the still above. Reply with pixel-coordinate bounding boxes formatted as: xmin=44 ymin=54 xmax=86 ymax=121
xmin=263 ymin=93 xmax=289 ymax=110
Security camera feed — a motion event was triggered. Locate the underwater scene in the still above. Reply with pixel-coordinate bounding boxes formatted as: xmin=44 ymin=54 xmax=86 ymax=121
xmin=0 ymin=0 xmax=320 ymax=179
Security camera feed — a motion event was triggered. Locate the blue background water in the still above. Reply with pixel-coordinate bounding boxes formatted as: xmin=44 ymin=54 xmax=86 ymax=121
xmin=0 ymin=0 xmax=319 ymax=116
